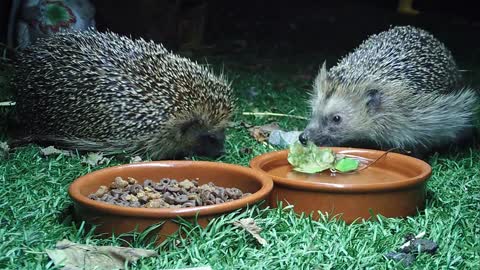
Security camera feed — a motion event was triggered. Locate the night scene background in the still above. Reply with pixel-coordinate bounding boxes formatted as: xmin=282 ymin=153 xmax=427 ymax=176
xmin=0 ymin=1 xmax=480 ymax=269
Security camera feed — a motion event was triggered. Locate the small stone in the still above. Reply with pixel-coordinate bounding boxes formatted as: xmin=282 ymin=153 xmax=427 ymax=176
xmin=385 ymin=252 xmax=415 ymax=267
xmin=402 ymin=239 xmax=439 ymax=254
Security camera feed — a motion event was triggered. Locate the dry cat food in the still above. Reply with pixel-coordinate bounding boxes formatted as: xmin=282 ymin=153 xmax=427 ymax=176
xmin=88 ymin=177 xmax=252 ymax=208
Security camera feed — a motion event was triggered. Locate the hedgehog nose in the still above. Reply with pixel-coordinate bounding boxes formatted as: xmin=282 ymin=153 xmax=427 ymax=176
xmin=299 ymin=132 xmax=308 ymax=145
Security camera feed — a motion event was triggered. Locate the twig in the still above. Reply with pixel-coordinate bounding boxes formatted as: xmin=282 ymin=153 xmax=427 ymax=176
xmin=243 ymin=112 xmax=308 ymax=120
xmin=356 ymin=147 xmax=410 ymax=172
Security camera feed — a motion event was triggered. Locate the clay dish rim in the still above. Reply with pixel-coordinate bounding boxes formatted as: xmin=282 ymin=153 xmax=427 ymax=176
xmin=68 ymin=161 xmax=273 ymax=218
xmin=249 ymin=147 xmax=432 ymax=193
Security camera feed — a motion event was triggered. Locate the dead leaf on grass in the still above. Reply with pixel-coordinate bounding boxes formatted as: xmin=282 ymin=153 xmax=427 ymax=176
xmin=45 ymin=239 xmax=157 ymax=270
xmin=40 ymin=146 xmax=74 ymax=157
xmin=233 ymin=218 xmax=267 ymax=246
xmin=248 ymin=122 xmax=280 ymax=142
xmin=81 ymin=152 xmax=111 ymax=166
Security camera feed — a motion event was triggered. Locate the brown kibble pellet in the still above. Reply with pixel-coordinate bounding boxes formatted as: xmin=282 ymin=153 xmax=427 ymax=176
xmin=199 ymin=184 xmax=215 ymax=192
xmin=145 ymin=199 xmax=165 ymax=208
xmin=94 ymin=185 xmax=109 ymax=197
xmin=127 ymin=177 xmax=138 ymax=184
xmin=125 ymin=194 xmax=138 ymax=202
xmin=147 ymin=192 xmax=162 ymax=200
xmin=179 ymin=179 xmax=195 ymax=190
xmin=143 ymin=179 xmax=154 ymax=188
xmin=112 ymin=177 xmax=128 ymax=188
xmin=167 ymin=186 xmax=180 ymax=192
xmin=128 ymin=184 xmax=143 ymax=194
xmin=88 ymin=176 xmax=250 ymax=208
xmin=164 ymin=193 xmax=176 ymax=204
xmin=175 ymin=194 xmax=188 ymax=204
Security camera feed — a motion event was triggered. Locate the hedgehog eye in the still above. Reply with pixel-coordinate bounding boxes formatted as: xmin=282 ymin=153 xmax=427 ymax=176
xmin=332 ymin=115 xmax=342 ymax=124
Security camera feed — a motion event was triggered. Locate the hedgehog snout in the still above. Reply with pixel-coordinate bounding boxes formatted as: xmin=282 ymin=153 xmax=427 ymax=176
xmin=299 ymin=131 xmax=309 ymax=145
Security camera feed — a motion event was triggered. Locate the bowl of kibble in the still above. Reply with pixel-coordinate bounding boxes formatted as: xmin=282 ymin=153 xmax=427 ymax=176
xmin=250 ymin=142 xmax=431 ymax=223
xmin=68 ymin=161 xmax=273 ymax=243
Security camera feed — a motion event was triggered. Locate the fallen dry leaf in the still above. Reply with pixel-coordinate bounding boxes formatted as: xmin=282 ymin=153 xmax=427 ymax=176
xmin=40 ymin=146 xmax=73 ymax=157
xmin=233 ymin=218 xmax=267 ymax=246
xmin=46 ymin=239 xmax=157 ymax=270
xmin=248 ymin=122 xmax=280 ymax=142
xmin=81 ymin=152 xmax=111 ymax=166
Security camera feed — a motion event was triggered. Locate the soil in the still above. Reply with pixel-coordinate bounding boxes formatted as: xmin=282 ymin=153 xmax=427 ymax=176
xmin=88 ymin=176 xmax=252 ymax=208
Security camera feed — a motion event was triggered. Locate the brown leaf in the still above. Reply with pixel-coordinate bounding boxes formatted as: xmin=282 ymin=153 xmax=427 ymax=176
xmin=248 ymin=122 xmax=280 ymax=142
xmin=45 ymin=239 xmax=157 ymax=270
xmin=233 ymin=218 xmax=267 ymax=246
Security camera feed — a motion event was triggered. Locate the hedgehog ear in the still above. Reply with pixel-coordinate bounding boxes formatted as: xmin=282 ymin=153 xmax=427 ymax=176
xmin=366 ymin=89 xmax=382 ymax=113
xmin=314 ymin=61 xmax=328 ymax=92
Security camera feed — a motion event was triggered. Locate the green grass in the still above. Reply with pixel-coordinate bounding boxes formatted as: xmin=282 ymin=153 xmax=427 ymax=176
xmin=0 ymin=56 xmax=479 ymax=269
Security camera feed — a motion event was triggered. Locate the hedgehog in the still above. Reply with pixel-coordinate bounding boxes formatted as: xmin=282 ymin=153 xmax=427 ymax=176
xmin=299 ymin=25 xmax=479 ymax=158
xmin=11 ymin=29 xmax=234 ymax=160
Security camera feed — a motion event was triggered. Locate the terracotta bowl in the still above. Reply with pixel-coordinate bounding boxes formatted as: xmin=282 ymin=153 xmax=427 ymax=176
xmin=68 ymin=161 xmax=273 ymax=243
xmin=250 ymin=147 xmax=432 ymax=223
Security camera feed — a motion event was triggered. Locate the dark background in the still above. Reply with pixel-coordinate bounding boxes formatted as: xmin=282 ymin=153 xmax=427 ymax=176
xmin=1 ymin=0 xmax=479 ymax=63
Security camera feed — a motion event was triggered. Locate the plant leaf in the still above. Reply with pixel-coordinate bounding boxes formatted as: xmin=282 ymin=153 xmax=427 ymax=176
xmin=334 ymin=158 xmax=360 ymax=172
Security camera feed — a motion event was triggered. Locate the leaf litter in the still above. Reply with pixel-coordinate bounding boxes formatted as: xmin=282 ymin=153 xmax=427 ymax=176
xmin=45 ymin=239 xmax=157 ymax=270
xmin=233 ymin=218 xmax=267 ymax=246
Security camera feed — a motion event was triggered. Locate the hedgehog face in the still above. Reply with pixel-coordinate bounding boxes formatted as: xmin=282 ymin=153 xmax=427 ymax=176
xmin=300 ymin=63 xmax=379 ymax=148
xmin=175 ymin=117 xmax=229 ymax=159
